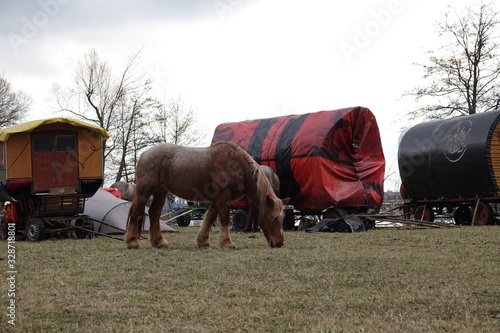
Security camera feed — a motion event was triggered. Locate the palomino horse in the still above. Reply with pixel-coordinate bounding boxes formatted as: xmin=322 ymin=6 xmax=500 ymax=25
xmin=125 ymin=141 xmax=285 ymax=249
xmin=244 ymin=165 xmax=281 ymax=232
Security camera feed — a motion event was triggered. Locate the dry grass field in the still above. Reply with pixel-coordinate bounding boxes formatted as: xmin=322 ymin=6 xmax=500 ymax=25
xmin=1 ymin=225 xmax=499 ymax=332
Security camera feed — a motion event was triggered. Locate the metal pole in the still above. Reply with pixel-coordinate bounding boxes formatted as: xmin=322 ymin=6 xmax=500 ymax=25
xmin=162 ymin=209 xmax=192 ymax=224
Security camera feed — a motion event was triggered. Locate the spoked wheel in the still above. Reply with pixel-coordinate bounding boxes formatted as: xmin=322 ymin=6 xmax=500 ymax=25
xmin=175 ymin=209 xmax=191 ymax=227
xmin=473 ymin=202 xmax=493 ymax=226
xmin=26 ymin=218 xmax=45 ymax=242
xmin=454 ymin=206 xmax=472 ymax=225
xmin=232 ymin=210 xmax=248 ymax=232
xmin=75 ymin=217 xmax=95 ymax=239
xmin=413 ymin=205 xmax=435 ymax=222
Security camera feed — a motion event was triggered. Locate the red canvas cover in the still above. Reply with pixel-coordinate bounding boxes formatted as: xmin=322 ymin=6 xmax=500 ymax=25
xmin=212 ymin=107 xmax=385 ymax=213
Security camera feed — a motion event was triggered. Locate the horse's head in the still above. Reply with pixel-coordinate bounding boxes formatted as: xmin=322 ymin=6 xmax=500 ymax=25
xmin=259 ymin=195 xmax=287 ymax=248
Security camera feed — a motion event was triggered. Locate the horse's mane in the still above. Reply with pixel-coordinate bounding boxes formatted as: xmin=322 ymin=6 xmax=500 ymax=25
xmin=228 ymin=143 xmax=282 ymax=217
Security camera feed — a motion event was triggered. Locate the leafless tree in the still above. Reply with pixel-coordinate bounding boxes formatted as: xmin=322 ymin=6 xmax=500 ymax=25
xmin=52 ymin=48 xmax=158 ymax=178
xmin=0 ymin=74 xmax=31 ymax=127
xmin=53 ymin=48 xmax=208 ymax=182
xmin=404 ymin=3 xmax=500 ymax=120
xmin=112 ymin=94 xmax=161 ymax=183
xmin=153 ymin=96 xmax=206 ymax=146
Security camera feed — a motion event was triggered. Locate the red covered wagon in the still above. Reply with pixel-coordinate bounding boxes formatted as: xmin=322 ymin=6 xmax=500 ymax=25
xmin=211 ymin=106 xmax=385 ymax=229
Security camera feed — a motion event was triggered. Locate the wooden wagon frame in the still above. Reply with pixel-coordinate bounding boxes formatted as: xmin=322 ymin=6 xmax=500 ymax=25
xmin=0 ymin=118 xmax=109 ymax=241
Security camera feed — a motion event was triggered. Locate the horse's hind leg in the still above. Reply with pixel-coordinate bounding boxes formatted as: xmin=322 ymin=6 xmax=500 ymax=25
xmin=125 ymin=196 xmax=149 ymax=249
xmin=197 ymin=203 xmax=217 ymax=248
xmin=149 ymin=190 xmax=169 ymax=248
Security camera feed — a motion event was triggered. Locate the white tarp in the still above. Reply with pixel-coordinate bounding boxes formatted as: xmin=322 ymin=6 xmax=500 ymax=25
xmin=84 ymin=189 xmax=178 ymax=234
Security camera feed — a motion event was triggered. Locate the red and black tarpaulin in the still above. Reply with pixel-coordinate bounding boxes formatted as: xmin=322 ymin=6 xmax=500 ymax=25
xmin=211 ymin=107 xmax=385 ymax=213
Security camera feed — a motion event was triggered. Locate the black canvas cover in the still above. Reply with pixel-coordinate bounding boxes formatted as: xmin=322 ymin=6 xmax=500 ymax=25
xmin=398 ymin=111 xmax=500 ymax=199
xmin=305 ymin=215 xmax=366 ymax=233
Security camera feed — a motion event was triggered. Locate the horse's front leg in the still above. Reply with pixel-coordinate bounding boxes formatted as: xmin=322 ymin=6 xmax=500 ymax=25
xmin=217 ymin=203 xmax=236 ymax=249
xmin=197 ymin=203 xmax=217 ymax=248
xmin=249 ymin=203 xmax=259 ymax=232
xmin=148 ymin=191 xmax=168 ymax=248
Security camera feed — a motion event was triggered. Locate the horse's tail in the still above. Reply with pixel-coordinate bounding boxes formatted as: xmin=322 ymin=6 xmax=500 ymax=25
xmin=137 ymin=210 xmax=146 ymax=234
xmin=126 ymin=201 xmax=146 ymax=234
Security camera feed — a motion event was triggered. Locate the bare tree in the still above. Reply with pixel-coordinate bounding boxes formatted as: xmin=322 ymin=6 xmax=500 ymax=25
xmin=0 ymin=74 xmax=31 ymax=127
xmin=53 ymin=48 xmax=208 ymax=182
xmin=405 ymin=3 xmax=500 ymax=120
xmin=154 ymin=96 xmax=206 ymax=146
xmin=52 ymin=48 xmax=157 ymax=178
xmin=112 ymin=94 xmax=161 ymax=183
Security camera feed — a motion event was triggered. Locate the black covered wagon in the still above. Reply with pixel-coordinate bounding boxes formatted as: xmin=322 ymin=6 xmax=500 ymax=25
xmin=399 ymin=110 xmax=500 ymax=225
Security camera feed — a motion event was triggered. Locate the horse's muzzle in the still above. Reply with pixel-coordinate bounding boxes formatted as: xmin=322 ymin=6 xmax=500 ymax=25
xmin=270 ymin=241 xmax=284 ymax=248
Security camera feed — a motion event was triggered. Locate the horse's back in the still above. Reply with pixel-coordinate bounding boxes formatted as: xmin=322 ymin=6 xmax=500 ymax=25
xmin=136 ymin=142 xmax=248 ymax=201
xmin=139 ymin=142 xmax=243 ymax=168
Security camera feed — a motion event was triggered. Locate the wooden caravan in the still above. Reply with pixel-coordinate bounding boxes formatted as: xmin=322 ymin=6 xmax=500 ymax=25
xmin=0 ymin=117 xmax=108 ymax=194
xmin=0 ymin=118 xmax=109 ymax=241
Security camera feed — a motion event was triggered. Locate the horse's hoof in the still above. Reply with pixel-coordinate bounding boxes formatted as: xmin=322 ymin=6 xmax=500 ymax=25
xmin=152 ymin=239 xmax=169 ymax=249
xmin=126 ymin=241 xmax=139 ymax=249
xmin=196 ymin=236 xmax=210 ymax=248
xmin=220 ymin=242 xmax=236 ymax=249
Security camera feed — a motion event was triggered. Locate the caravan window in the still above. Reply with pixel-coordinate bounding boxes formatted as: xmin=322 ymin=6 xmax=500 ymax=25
xmin=57 ymin=135 xmax=75 ymax=152
xmin=34 ymin=136 xmax=53 ymax=152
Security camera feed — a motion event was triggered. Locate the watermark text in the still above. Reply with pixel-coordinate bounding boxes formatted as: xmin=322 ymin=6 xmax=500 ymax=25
xmin=6 ymin=223 xmax=17 ymax=326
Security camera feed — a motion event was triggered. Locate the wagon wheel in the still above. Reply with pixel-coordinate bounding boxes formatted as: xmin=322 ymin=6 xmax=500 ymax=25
xmin=26 ymin=218 xmax=45 ymax=242
xmin=322 ymin=208 xmax=347 ymax=219
xmin=0 ymin=215 xmax=7 ymax=240
xmin=454 ymin=206 xmax=472 ymax=225
xmin=75 ymin=217 xmax=95 ymax=239
xmin=473 ymin=202 xmax=493 ymax=226
xmin=413 ymin=205 xmax=435 ymax=222
xmin=176 ymin=209 xmax=191 ymax=227
xmin=232 ymin=210 xmax=248 ymax=232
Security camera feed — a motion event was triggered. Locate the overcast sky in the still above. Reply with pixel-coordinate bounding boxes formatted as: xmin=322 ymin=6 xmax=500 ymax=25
xmin=1 ymin=0 xmax=497 ymax=190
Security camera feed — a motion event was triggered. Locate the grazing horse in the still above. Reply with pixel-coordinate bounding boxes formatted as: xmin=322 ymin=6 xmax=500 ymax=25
xmin=125 ymin=141 xmax=285 ymax=249
xmin=244 ymin=165 xmax=281 ymax=232
xmin=261 ymin=165 xmax=280 ymax=196
xmin=110 ymin=181 xmax=136 ymax=201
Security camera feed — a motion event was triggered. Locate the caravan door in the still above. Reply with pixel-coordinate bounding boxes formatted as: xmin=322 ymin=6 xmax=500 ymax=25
xmin=31 ymin=132 xmax=79 ymax=192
